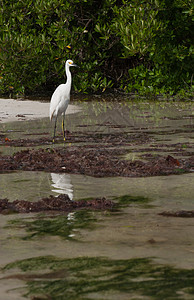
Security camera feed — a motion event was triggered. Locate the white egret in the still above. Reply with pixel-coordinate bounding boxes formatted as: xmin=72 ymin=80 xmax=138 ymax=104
xmin=50 ymin=59 xmax=78 ymax=143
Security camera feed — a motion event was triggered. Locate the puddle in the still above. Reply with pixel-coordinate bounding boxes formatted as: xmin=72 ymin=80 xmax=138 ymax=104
xmin=0 ymin=97 xmax=194 ymax=299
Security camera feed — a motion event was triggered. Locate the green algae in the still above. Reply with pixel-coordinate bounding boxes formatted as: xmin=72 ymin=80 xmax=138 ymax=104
xmin=2 ymin=256 xmax=194 ymax=300
xmin=6 ymin=194 xmax=152 ymax=241
xmin=7 ymin=210 xmax=97 ymax=240
xmin=115 ymin=194 xmax=151 ymax=206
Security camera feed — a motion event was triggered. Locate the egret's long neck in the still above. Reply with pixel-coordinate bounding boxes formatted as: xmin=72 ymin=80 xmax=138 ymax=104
xmin=65 ymin=65 xmax=72 ymax=93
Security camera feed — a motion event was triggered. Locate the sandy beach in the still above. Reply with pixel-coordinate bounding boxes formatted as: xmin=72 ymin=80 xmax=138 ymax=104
xmin=0 ymin=98 xmax=80 ymax=123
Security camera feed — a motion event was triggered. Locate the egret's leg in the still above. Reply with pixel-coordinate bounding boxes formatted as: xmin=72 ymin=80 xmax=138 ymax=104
xmin=62 ymin=115 xmax=66 ymax=141
xmin=53 ymin=116 xmax=58 ymax=143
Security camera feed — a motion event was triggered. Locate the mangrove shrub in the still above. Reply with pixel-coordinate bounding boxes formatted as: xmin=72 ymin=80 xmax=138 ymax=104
xmin=0 ymin=0 xmax=193 ymax=96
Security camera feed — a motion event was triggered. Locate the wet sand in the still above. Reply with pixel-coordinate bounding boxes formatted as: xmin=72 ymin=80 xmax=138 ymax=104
xmin=0 ymin=98 xmax=80 ymax=123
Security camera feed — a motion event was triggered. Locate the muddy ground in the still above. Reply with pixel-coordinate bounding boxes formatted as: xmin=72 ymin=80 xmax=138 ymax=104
xmin=0 ymin=194 xmax=113 ymax=214
xmin=0 ymin=131 xmax=193 ymax=176
xmin=0 ymin=195 xmax=193 ymax=217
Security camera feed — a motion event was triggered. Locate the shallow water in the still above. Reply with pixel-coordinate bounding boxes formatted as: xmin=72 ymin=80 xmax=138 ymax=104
xmin=1 ymin=98 xmax=194 ymax=156
xmin=0 ymin=97 xmax=194 ymax=299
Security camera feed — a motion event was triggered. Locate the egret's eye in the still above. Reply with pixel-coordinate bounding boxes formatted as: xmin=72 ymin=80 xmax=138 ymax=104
xmin=69 ymin=62 xmax=72 ymax=64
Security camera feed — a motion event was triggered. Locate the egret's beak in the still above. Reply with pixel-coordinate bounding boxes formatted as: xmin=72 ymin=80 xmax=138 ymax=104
xmin=72 ymin=63 xmax=79 ymax=68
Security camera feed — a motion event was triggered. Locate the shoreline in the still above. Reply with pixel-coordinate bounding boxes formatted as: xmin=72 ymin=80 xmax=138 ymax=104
xmin=0 ymin=98 xmax=81 ymax=123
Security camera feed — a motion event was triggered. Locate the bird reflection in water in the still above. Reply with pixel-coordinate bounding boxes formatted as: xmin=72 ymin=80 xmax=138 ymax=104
xmin=50 ymin=173 xmax=73 ymax=200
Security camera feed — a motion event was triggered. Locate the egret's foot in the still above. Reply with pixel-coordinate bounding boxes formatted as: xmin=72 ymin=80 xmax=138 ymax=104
xmin=65 ymin=130 xmax=71 ymax=139
xmin=63 ymin=133 xmax=66 ymax=143
xmin=63 ymin=130 xmax=70 ymax=141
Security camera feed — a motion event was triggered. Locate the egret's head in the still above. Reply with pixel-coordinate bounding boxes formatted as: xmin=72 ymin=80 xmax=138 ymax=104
xmin=66 ymin=59 xmax=78 ymax=67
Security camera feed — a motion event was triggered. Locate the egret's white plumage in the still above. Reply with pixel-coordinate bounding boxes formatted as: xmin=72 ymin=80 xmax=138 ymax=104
xmin=50 ymin=84 xmax=70 ymax=121
xmin=50 ymin=59 xmax=78 ymax=142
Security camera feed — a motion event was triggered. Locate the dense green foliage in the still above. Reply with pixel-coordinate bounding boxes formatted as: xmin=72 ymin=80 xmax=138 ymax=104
xmin=0 ymin=0 xmax=193 ymax=96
